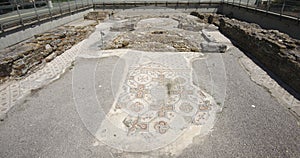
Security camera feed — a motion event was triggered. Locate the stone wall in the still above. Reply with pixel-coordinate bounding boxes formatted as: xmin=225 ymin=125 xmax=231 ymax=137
xmin=0 ymin=24 xmax=95 ymax=83
xmin=191 ymin=12 xmax=300 ymax=93
xmin=218 ymin=17 xmax=300 ymax=93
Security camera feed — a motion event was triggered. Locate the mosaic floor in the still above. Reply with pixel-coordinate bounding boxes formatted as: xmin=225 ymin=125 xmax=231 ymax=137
xmin=93 ymin=51 xmax=219 ymax=152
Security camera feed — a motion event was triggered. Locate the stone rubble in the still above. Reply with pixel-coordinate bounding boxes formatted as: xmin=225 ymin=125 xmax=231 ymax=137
xmin=0 ymin=23 xmax=96 ymax=84
xmin=103 ymin=14 xmax=218 ymax=52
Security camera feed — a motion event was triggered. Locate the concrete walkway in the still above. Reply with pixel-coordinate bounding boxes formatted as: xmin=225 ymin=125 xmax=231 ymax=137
xmin=0 ymin=9 xmax=299 ymax=158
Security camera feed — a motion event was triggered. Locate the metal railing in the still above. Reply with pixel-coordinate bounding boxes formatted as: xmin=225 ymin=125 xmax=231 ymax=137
xmin=224 ymin=0 xmax=300 ymax=19
xmin=0 ymin=0 xmax=299 ymax=33
xmin=0 ymin=0 xmax=93 ymax=33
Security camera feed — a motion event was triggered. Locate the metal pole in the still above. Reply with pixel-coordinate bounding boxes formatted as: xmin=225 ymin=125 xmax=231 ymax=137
xmin=281 ymin=0 xmax=286 ymax=16
xmin=16 ymin=4 xmax=23 ymax=25
xmin=47 ymin=0 xmax=53 ymax=18
xmin=75 ymin=0 xmax=78 ymax=11
xmin=81 ymin=0 xmax=84 ymax=8
xmin=255 ymin=0 xmax=259 ymax=12
xmin=58 ymin=0 xmax=63 ymax=15
xmin=67 ymin=0 xmax=71 ymax=13
xmin=246 ymin=0 xmax=249 ymax=8
xmin=33 ymin=1 xmax=40 ymax=21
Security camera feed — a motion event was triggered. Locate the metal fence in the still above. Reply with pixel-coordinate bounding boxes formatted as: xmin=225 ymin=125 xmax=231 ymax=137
xmin=0 ymin=0 xmax=93 ymax=32
xmin=0 ymin=0 xmax=299 ymax=33
xmin=225 ymin=0 xmax=300 ymax=18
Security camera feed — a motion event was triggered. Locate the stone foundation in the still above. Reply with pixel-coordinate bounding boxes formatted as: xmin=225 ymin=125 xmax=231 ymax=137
xmin=0 ymin=24 xmax=96 ymax=83
xmin=84 ymin=11 xmax=110 ymax=21
xmin=191 ymin=12 xmax=300 ymax=93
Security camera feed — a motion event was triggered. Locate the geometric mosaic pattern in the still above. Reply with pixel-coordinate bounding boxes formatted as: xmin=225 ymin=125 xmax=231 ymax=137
xmin=115 ymin=61 xmax=213 ymax=135
xmin=96 ymin=51 xmax=218 ymax=152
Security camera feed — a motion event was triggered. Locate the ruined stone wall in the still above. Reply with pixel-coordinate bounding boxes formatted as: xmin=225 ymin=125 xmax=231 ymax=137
xmin=220 ymin=5 xmax=300 ymax=40
xmin=191 ymin=12 xmax=300 ymax=93
xmin=215 ymin=16 xmax=300 ymax=93
xmin=0 ymin=25 xmax=95 ymax=83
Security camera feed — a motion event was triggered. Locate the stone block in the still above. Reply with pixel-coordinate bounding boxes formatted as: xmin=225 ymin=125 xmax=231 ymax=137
xmin=200 ymin=42 xmax=227 ymax=53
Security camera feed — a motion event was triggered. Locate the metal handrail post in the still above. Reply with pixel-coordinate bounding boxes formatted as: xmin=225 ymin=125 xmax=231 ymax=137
xmin=280 ymin=1 xmax=285 ymax=18
xmin=16 ymin=4 xmax=24 ymax=26
xmin=47 ymin=0 xmax=53 ymax=19
xmin=58 ymin=0 xmax=63 ymax=15
xmin=80 ymin=0 xmax=84 ymax=8
xmin=267 ymin=0 xmax=271 ymax=13
xmin=75 ymin=0 xmax=79 ymax=11
xmin=255 ymin=0 xmax=258 ymax=13
xmin=246 ymin=0 xmax=249 ymax=8
xmin=33 ymin=1 xmax=40 ymax=22
xmin=67 ymin=0 xmax=71 ymax=13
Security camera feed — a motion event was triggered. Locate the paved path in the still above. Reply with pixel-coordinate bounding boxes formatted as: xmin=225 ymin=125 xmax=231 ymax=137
xmin=0 ymin=9 xmax=299 ymax=158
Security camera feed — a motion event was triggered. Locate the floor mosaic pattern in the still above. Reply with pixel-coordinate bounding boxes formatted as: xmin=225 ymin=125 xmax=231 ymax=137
xmin=95 ymin=51 xmax=219 ymax=152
